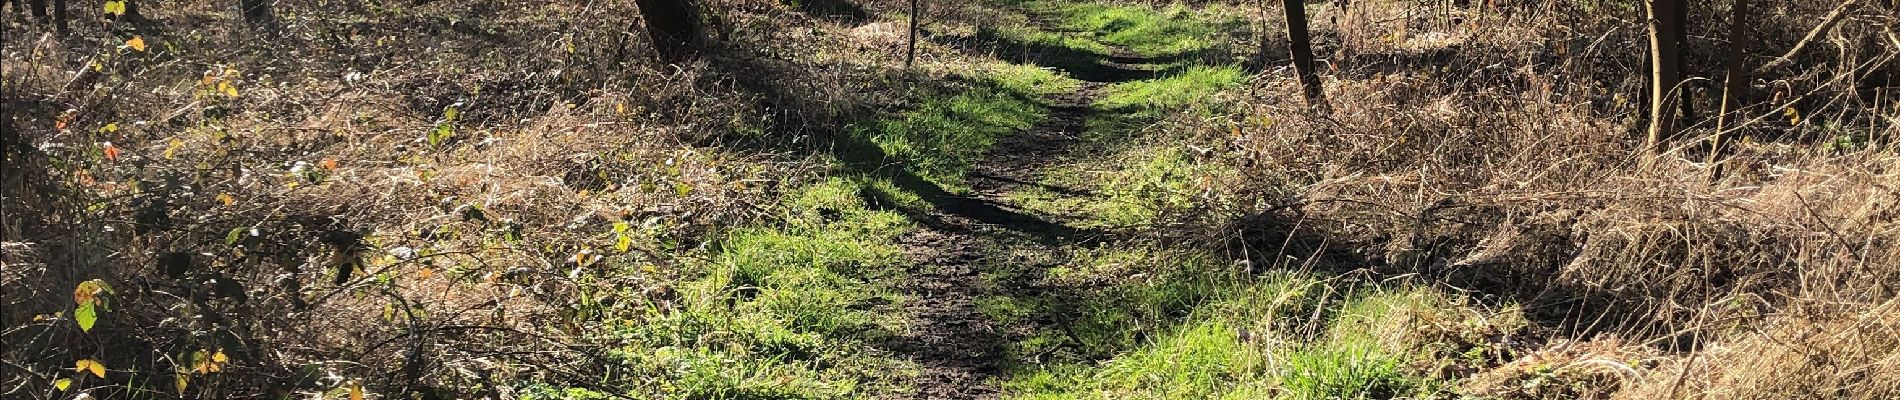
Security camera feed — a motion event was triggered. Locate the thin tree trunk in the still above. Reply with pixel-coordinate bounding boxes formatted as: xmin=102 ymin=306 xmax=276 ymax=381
xmin=26 ymin=0 xmax=45 ymax=22
xmin=1644 ymin=0 xmax=1685 ymax=156
xmin=239 ymin=0 xmax=273 ymax=27
xmin=1281 ymin=0 xmax=1328 ymax=113
xmin=50 ymin=0 xmax=65 ymax=33
xmin=1257 ymin=0 xmax=1273 ymax=68
xmin=906 ymin=0 xmax=919 ymax=69
xmin=1708 ymin=0 xmax=1750 ymax=179
xmin=633 ymin=0 xmax=702 ymax=63
xmin=1673 ymin=1 xmax=1696 ymax=126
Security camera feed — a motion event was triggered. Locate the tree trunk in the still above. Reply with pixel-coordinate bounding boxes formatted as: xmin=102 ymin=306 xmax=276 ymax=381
xmin=906 ymin=0 xmax=919 ymax=69
xmin=1673 ymin=1 xmax=1696 ymax=126
xmin=1644 ymin=0 xmax=1685 ymax=155
xmin=1281 ymin=0 xmax=1328 ymax=113
xmin=1708 ymin=0 xmax=1749 ymax=179
xmin=632 ymin=0 xmax=702 ymax=63
xmin=27 ymin=0 xmax=46 ymax=22
xmin=239 ymin=0 xmax=273 ymax=27
xmin=1256 ymin=0 xmax=1272 ymax=68
xmin=50 ymin=0 xmax=65 ymax=33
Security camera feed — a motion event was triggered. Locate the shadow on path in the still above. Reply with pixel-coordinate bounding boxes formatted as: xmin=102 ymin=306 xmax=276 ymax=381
xmin=878 ymin=31 xmax=1173 ymax=400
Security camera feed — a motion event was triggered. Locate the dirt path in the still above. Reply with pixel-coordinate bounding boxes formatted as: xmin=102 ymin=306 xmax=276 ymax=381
xmin=890 ymin=47 xmax=1161 ymax=398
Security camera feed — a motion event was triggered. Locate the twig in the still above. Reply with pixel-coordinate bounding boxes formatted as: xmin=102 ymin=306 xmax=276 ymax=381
xmin=1755 ymin=0 xmax=1865 ymax=75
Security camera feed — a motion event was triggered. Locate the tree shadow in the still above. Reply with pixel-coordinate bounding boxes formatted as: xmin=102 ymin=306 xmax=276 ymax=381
xmin=693 ymin=42 xmax=1104 ymax=245
xmin=925 ymin=27 xmax=1191 ymax=84
xmin=779 ymin=0 xmax=870 ymax=25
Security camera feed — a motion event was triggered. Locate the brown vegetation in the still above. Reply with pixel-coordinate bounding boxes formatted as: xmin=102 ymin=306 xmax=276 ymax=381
xmin=1208 ymin=0 xmax=1897 ymax=397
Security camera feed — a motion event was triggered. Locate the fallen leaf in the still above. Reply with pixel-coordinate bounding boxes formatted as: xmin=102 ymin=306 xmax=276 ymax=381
xmin=75 ymin=359 xmax=105 ymax=378
xmin=125 ymin=36 xmax=146 ymax=52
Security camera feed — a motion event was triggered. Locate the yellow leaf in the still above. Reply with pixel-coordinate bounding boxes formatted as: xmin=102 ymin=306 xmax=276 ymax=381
xmin=125 ymin=36 xmax=147 ymax=52
xmin=75 ymin=359 xmax=105 ymax=378
xmin=189 ymin=348 xmax=227 ymax=374
xmin=1784 ymin=107 xmax=1802 ymax=125
xmin=103 ymin=1 xmax=125 ymax=15
xmin=350 ymin=383 xmax=366 ymax=400
xmin=54 ymin=378 xmax=72 ymax=391
xmin=175 ymin=373 xmax=188 ymax=395
xmin=417 ymin=268 xmax=435 ymax=280
xmin=219 ymin=81 xmax=239 ymax=98
xmin=216 ymin=193 xmax=236 ymax=207
xmin=614 ymin=235 xmax=633 ymax=253
xmin=163 ymin=138 xmax=183 ymax=159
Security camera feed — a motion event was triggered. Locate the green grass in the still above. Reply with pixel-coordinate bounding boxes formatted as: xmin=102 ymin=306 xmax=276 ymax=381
xmin=533 ymin=176 xmax=920 ymax=399
xmin=1098 ymin=66 xmax=1246 ymax=112
xmin=536 ymin=52 xmax=1083 ymax=399
xmin=1035 ymin=1 xmax=1244 ymax=58
xmin=1014 ymin=144 xmax=1239 ymax=230
xmin=1003 ymin=271 xmax=1455 ymax=400
xmin=848 ymin=64 xmax=1078 ymax=192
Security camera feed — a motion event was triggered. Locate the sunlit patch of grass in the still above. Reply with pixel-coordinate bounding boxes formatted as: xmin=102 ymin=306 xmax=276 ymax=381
xmin=1000 ymin=248 xmax=1240 ymax=364
xmin=988 ymin=62 xmax=1087 ymax=98
xmin=1098 ymin=65 xmax=1245 ymax=112
xmin=1018 ymin=145 xmax=1239 ymax=230
xmin=576 ymin=176 xmax=919 ymax=398
xmin=1039 ymin=2 xmax=1243 ymax=58
xmin=851 ymin=65 xmax=1077 ymax=192
xmin=1004 ymin=261 xmax=1467 ymax=399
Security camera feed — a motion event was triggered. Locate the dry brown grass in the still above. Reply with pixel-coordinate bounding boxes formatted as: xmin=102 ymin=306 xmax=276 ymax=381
xmin=1193 ymin=0 xmax=1900 ymax=397
xmin=1 ymin=0 xmax=938 ymax=397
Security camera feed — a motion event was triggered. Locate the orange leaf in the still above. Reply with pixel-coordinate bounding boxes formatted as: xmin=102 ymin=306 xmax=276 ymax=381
xmin=125 ymin=36 xmax=147 ymax=52
xmin=102 ymin=143 xmax=122 ymax=162
xmin=320 ymin=158 xmax=338 ymax=170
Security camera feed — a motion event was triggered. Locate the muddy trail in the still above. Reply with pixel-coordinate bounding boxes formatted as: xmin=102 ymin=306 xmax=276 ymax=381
xmin=887 ymin=45 xmax=1166 ymax=398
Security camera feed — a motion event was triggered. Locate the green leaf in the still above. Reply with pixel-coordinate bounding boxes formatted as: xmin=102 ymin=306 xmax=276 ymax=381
xmin=103 ymin=0 xmax=125 ymax=16
xmin=76 ymin=302 xmax=98 ymax=332
xmin=427 ymin=123 xmax=454 ymax=146
xmin=225 ymin=226 xmax=246 ymax=245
